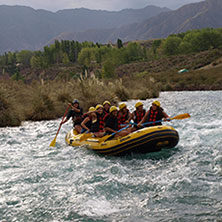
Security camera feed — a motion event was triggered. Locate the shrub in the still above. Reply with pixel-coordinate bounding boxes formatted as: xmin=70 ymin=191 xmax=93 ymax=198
xmin=0 ymin=89 xmax=22 ymax=127
xmin=28 ymin=92 xmax=56 ymax=121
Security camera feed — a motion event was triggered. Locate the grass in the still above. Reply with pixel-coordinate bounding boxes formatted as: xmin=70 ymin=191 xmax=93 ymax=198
xmin=0 ymin=76 xmax=159 ymax=127
xmin=150 ymin=66 xmax=222 ymax=91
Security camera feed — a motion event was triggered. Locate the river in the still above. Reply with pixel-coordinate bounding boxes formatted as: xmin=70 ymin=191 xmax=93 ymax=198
xmin=0 ymin=91 xmax=221 ymax=221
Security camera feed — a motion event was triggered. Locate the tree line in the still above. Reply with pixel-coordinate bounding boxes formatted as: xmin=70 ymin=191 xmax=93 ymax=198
xmin=0 ymin=40 xmax=95 ymax=78
xmin=1 ymin=28 xmax=222 ymax=80
xmin=0 ymin=39 xmax=146 ymax=79
xmin=161 ymin=28 xmax=222 ymax=56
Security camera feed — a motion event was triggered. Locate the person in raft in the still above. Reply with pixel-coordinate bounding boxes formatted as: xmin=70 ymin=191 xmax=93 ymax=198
xmin=103 ymin=100 xmax=111 ymax=115
xmin=103 ymin=100 xmax=111 ymax=122
xmin=137 ymin=100 xmax=170 ymax=127
xmin=60 ymin=99 xmax=83 ymax=133
xmin=81 ymin=107 xmax=97 ymax=133
xmin=128 ymin=102 xmax=146 ymax=125
xmin=118 ymin=103 xmax=131 ymax=128
xmin=89 ymin=104 xmax=106 ymax=137
xmin=105 ymin=106 xmax=130 ymax=137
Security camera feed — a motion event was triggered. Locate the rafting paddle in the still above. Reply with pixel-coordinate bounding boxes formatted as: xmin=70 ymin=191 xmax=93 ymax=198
xmin=140 ymin=113 xmax=191 ymax=127
xmin=50 ymin=104 xmax=70 ymax=147
xmin=120 ymin=113 xmax=191 ymax=127
xmin=171 ymin=113 xmax=190 ymax=120
xmin=79 ymin=132 xmax=93 ymax=142
xmin=100 ymin=124 xmax=131 ymax=143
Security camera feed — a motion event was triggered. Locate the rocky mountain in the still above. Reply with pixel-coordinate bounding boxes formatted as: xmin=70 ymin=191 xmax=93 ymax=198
xmin=0 ymin=5 xmax=169 ymax=53
xmin=56 ymin=0 xmax=222 ymax=43
xmin=129 ymin=0 xmax=222 ymax=40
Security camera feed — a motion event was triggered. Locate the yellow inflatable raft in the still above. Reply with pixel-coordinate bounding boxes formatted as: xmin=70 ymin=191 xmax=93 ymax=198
xmin=65 ymin=125 xmax=179 ymax=156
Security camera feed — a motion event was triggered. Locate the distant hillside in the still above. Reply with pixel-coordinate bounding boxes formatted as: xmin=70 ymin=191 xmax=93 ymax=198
xmin=0 ymin=5 xmax=169 ymax=54
xmin=129 ymin=0 xmax=222 ymax=40
xmin=57 ymin=0 xmax=222 ymax=42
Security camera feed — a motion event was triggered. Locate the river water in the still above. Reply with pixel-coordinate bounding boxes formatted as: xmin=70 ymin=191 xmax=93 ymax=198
xmin=0 ymin=91 xmax=221 ymax=222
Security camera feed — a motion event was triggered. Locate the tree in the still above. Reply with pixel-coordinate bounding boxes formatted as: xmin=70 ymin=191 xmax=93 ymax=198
xmin=178 ymin=41 xmax=193 ymax=54
xmin=44 ymin=46 xmax=54 ymax=65
xmin=7 ymin=52 xmax=16 ymax=65
xmin=54 ymin=40 xmax=60 ymax=51
xmin=30 ymin=56 xmax=41 ymax=69
xmin=117 ymin=39 xmax=123 ymax=49
xmin=16 ymin=50 xmax=34 ymax=67
xmin=6 ymin=52 xmax=17 ymax=75
xmin=199 ymin=29 xmax=222 ymax=49
xmin=77 ymin=48 xmax=92 ymax=66
xmin=96 ymin=42 xmax=101 ymax=48
xmin=30 ymin=56 xmax=47 ymax=69
xmin=62 ymin=53 xmax=70 ymax=64
xmin=152 ymin=39 xmax=162 ymax=55
xmin=0 ymin=55 xmax=7 ymax=68
xmin=122 ymin=42 xmax=145 ymax=63
xmin=162 ymin=36 xmax=182 ymax=55
xmin=102 ymin=60 xmax=116 ymax=78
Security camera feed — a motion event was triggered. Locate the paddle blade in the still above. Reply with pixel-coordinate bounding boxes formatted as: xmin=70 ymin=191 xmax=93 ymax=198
xmin=79 ymin=133 xmax=92 ymax=142
xmin=99 ymin=135 xmax=111 ymax=143
xmin=171 ymin=113 xmax=191 ymax=120
xmin=50 ymin=136 xmax=57 ymax=147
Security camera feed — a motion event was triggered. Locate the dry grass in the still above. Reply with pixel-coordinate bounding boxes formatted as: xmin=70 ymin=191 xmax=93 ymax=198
xmin=0 ymin=85 xmax=22 ymax=126
xmin=147 ymin=65 xmax=222 ymax=91
xmin=0 ymin=76 xmax=159 ymax=127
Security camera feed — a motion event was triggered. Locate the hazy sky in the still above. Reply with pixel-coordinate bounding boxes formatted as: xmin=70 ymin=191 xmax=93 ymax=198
xmin=0 ymin=0 xmax=203 ymax=11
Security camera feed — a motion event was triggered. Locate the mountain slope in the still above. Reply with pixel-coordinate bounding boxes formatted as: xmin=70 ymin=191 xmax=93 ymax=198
xmin=57 ymin=0 xmax=222 ymax=43
xmin=55 ymin=6 xmax=170 ymax=31
xmin=0 ymin=6 xmax=64 ymax=53
xmin=0 ymin=5 xmax=169 ymax=53
xmin=134 ymin=0 xmax=222 ymax=40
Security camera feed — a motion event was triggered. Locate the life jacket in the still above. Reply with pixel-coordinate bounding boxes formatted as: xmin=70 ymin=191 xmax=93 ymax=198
xmin=133 ymin=109 xmax=146 ymax=124
xmin=81 ymin=113 xmax=88 ymax=120
xmin=90 ymin=113 xmax=105 ymax=132
xmin=104 ymin=109 xmax=109 ymax=115
xmin=146 ymin=107 xmax=164 ymax=126
xmin=85 ymin=116 xmax=93 ymax=130
xmin=103 ymin=112 xmax=110 ymax=122
xmin=118 ymin=109 xmax=129 ymax=128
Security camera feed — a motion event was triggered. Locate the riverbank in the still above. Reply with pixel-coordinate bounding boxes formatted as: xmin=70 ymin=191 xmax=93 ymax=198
xmin=1 ymin=48 xmax=222 ymax=127
xmin=0 ymin=77 xmax=159 ymax=127
xmin=1 ymin=61 xmax=222 ymax=127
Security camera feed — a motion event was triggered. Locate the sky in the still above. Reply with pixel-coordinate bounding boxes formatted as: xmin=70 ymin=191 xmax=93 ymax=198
xmin=0 ymin=0 xmax=203 ymax=12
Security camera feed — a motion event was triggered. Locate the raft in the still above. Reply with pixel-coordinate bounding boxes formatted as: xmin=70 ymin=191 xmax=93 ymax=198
xmin=65 ymin=125 xmax=179 ymax=156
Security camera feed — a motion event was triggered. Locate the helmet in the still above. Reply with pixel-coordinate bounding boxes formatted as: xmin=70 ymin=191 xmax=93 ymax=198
xmin=72 ymin=99 xmax=79 ymax=105
xmin=109 ymin=106 xmax=118 ymax=113
xmin=96 ymin=104 xmax=103 ymax=110
xmin=119 ymin=103 xmax=126 ymax=110
xmin=103 ymin=100 xmax=111 ymax=106
xmin=152 ymin=100 xmax=160 ymax=107
xmin=135 ymin=102 xmax=143 ymax=108
xmin=88 ymin=106 xmax=95 ymax=112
